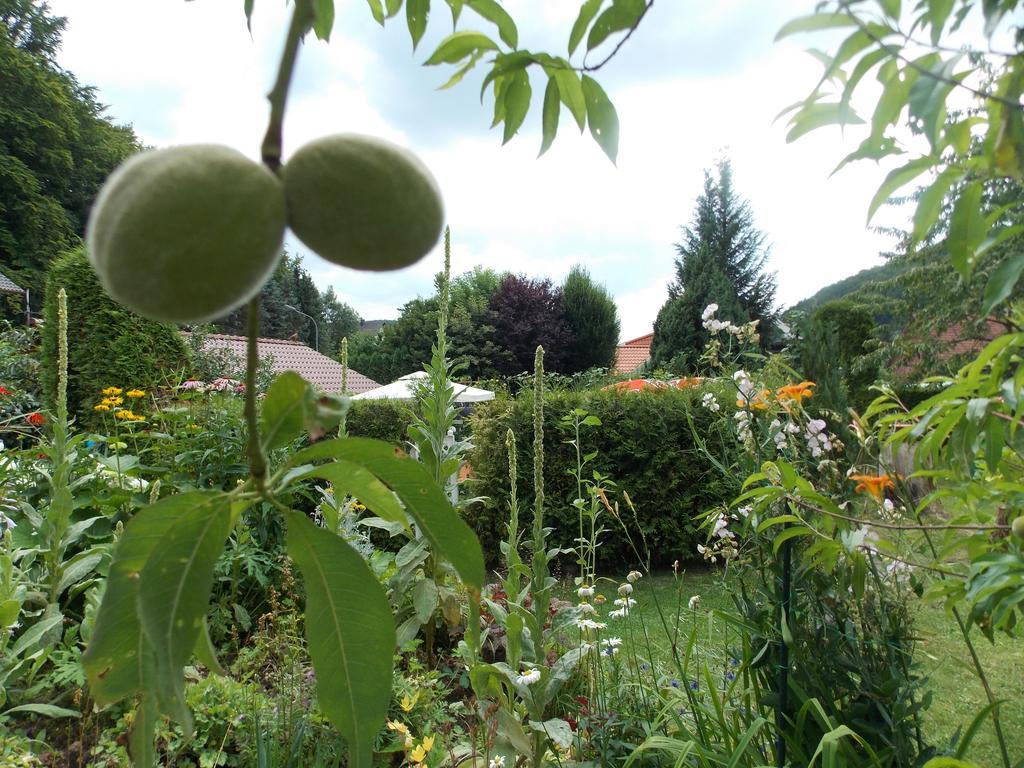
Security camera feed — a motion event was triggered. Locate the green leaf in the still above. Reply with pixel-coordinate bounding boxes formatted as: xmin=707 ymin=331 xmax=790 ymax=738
xmin=286 ymin=510 xmax=395 ymax=768
xmin=554 ymin=68 xmax=586 ymax=131
xmin=775 ymin=12 xmax=856 ymax=41
xmin=0 ymin=599 xmax=19 ymax=628
xmin=867 ymin=156 xmax=935 ymax=222
xmin=194 ymin=617 xmax=225 ymax=676
xmin=244 ymin=0 xmax=255 ymax=31
xmin=983 ymin=250 xmax=1024 ymax=315
xmin=785 ymin=101 xmax=864 ymax=143
xmin=908 ymin=55 xmax=962 ymax=148
xmin=539 ymin=76 xmax=560 ymax=156
xmin=948 ymin=182 xmax=987 ymax=277
xmin=438 ymin=51 xmax=485 ymax=90
xmin=413 ymin=578 xmax=439 ymax=622
xmin=312 ymin=0 xmax=335 ymax=40
xmin=139 ymin=498 xmax=233 ymax=727
xmin=10 ymin=613 xmax=62 ymax=658
xmin=586 ymin=0 xmax=645 ymax=52
xmin=365 ymin=0 xmax=385 ymax=25
xmin=425 ymin=30 xmax=499 ymax=65
xmin=384 ymin=0 xmax=402 ymax=17
xmin=301 ymin=461 xmax=410 ymax=526
xmin=261 ymin=372 xmax=309 ymax=452
xmin=502 ymin=69 xmax=532 ymax=144
xmin=3 ymin=703 xmax=80 ymax=719
xmin=291 ymin=439 xmax=484 ymax=589
xmin=82 ymin=492 xmax=222 ymax=707
xmin=466 ymin=0 xmax=517 ymax=48
xmin=581 ymin=74 xmax=619 ymax=164
xmin=406 ymin=0 xmax=429 ymax=49
xmin=569 ymin=0 xmax=603 ymax=55
xmin=912 ymin=167 xmax=960 ymax=241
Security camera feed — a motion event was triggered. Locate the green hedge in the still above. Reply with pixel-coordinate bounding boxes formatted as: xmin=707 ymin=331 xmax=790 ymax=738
xmin=41 ymin=247 xmax=189 ymax=422
xmin=345 ymin=399 xmax=414 ymax=443
xmin=465 ymin=386 xmax=739 ymax=572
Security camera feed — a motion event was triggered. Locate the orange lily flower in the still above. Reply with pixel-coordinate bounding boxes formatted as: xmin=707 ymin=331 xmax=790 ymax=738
xmin=776 ymin=381 xmax=815 ymax=404
xmin=850 ymin=473 xmax=895 ymax=500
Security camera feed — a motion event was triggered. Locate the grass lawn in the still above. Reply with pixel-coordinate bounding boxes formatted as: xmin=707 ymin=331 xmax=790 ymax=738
xmin=561 ymin=569 xmax=1022 ymax=766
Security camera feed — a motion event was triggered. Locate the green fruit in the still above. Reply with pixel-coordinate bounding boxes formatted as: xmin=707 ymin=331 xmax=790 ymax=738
xmin=282 ymin=134 xmax=444 ymax=271
xmin=1012 ymin=515 xmax=1024 ymax=540
xmin=87 ymin=145 xmax=286 ymax=323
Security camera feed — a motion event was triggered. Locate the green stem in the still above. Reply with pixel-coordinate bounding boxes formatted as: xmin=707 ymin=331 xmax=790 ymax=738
xmin=261 ymin=0 xmax=313 ymax=172
xmin=245 ymin=298 xmax=266 ymax=487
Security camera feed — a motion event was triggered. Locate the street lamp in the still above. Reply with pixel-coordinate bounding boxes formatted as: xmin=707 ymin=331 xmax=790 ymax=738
xmin=284 ymin=303 xmax=319 ymax=352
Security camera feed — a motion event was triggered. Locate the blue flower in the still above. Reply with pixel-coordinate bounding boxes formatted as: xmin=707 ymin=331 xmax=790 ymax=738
xmin=729 ymin=656 xmax=739 ymax=667
xmin=726 ymin=671 xmax=736 ymax=681
xmin=670 ymin=679 xmax=680 ymax=688
xmin=640 ymin=663 xmax=649 ymax=672
xmin=688 ymin=680 xmax=698 ymax=691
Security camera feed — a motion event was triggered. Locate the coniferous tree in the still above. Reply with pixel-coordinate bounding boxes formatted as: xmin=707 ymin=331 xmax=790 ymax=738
xmin=651 ymin=159 xmax=776 ymax=370
xmin=561 ymin=265 xmax=620 ymax=373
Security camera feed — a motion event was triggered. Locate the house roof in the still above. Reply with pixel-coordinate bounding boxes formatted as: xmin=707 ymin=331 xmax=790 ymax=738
xmin=195 ymin=334 xmax=380 ymax=394
xmin=613 ymin=332 xmax=653 ymax=373
xmin=621 ymin=332 xmax=654 ymax=347
xmin=0 ymin=271 xmax=23 ymax=295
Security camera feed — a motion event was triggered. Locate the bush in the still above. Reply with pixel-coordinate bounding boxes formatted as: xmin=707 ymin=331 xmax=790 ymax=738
xmin=465 ymin=385 xmax=738 ymax=570
xmin=346 ymin=399 xmax=414 ymax=443
xmin=40 ymin=248 xmax=189 ymax=422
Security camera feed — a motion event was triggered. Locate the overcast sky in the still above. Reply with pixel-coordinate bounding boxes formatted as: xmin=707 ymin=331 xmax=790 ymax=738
xmin=49 ymin=0 xmax=905 ymax=341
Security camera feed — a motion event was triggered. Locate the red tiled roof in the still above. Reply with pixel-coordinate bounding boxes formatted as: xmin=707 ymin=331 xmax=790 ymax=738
xmin=621 ymin=332 xmax=654 ymax=347
xmin=891 ymin=319 xmax=1006 ymax=378
xmin=193 ymin=334 xmax=380 ymax=394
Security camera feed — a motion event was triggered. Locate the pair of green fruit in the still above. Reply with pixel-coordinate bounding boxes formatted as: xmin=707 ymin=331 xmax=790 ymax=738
xmin=86 ymin=135 xmax=444 ymax=323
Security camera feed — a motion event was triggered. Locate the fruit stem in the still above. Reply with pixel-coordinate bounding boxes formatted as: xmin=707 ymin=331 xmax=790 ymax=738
xmin=245 ymin=297 xmax=267 ymax=487
xmin=261 ymin=0 xmax=313 ymax=172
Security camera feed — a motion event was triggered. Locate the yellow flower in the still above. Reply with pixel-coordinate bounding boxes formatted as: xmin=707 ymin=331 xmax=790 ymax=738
xmin=387 ymin=720 xmax=413 ymax=748
xmin=126 ymin=389 xmax=146 ymax=399
xmin=115 ymin=409 xmax=141 ymax=421
xmin=93 ymin=404 xmax=110 ymax=412
xmin=101 ymin=386 xmax=123 ymax=396
xmin=400 ymin=691 xmax=419 ymax=712
xmin=102 ymin=396 xmax=123 ymax=407
xmin=409 ymin=735 xmax=435 ymax=762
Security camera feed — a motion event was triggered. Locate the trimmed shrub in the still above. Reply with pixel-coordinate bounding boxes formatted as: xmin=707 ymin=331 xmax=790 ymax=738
xmin=41 ymin=247 xmax=189 ymax=422
xmin=346 ymin=399 xmax=414 ymax=443
xmin=465 ymin=385 xmax=738 ymax=571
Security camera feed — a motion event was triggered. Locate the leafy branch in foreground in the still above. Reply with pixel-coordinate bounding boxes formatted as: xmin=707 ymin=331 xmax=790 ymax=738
xmin=777 ymin=0 xmax=1024 ymax=309
xmin=246 ymin=0 xmax=657 ymax=163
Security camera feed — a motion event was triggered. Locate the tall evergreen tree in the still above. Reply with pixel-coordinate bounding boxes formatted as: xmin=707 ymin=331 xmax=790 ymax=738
xmin=561 ymin=265 xmax=620 ymax=373
xmin=1 ymin=0 xmax=140 ymax=304
xmin=650 ymin=159 xmax=776 ymax=370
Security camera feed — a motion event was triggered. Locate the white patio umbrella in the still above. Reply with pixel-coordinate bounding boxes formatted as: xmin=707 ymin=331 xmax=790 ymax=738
xmin=352 ymin=371 xmax=495 ymax=402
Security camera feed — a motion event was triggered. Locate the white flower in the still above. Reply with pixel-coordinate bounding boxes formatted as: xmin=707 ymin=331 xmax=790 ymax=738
xmin=577 ymin=585 xmax=594 ymax=598
xmin=626 ymin=570 xmax=643 ymax=583
xmin=601 ymin=637 xmax=623 ymax=648
xmin=617 ymin=583 xmax=633 ymax=596
xmin=688 ymin=595 xmax=701 ymax=610
xmin=608 ymin=608 xmax=628 ymax=619
xmin=489 ymin=757 xmax=506 ymax=768
xmin=882 ymin=499 xmax=894 ymax=512
xmin=702 ymin=303 xmax=719 ymax=321
xmin=577 ymin=618 xmax=607 ymax=631
xmin=614 ymin=597 xmax=637 ymax=608
xmin=697 ymin=543 xmax=707 ymax=555
xmin=701 ymin=392 xmax=721 ymax=412
xmin=516 ymin=667 xmax=541 ymax=685
xmin=577 ymin=602 xmax=598 ymax=616
xmin=737 ymin=505 xmax=752 ymax=518
xmin=807 ymin=419 xmax=827 ymax=435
